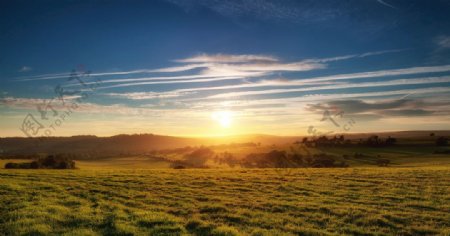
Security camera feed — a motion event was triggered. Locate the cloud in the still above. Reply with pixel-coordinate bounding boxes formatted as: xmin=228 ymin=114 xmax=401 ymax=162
xmin=205 ymin=76 xmax=450 ymax=99
xmin=162 ymin=50 xmax=400 ymax=73
xmin=192 ymin=87 xmax=450 ymax=109
xmin=305 ymin=96 xmax=450 ymax=119
xmin=304 ymin=49 xmax=406 ymax=63
xmin=106 ymin=62 xmax=450 ymax=97
xmin=174 ymin=54 xmax=278 ymax=63
xmin=17 ymin=50 xmax=399 ymax=83
xmin=149 ymin=63 xmax=211 ymax=73
xmin=0 ymin=96 xmax=163 ymax=117
xmin=376 ymin=0 xmax=397 ymax=9
xmin=96 ymin=76 xmax=246 ymax=90
xmin=91 ymin=63 xmax=450 ymax=90
xmin=19 ymin=66 xmax=32 ymax=72
xmin=380 ymin=109 xmax=434 ymax=116
xmin=151 ymin=53 xmax=326 ymax=77
xmin=295 ymin=65 xmax=450 ymax=84
xmin=78 ymin=50 xmax=401 ymax=89
xmin=435 ymin=35 xmax=450 ymax=50
xmin=306 ymin=99 xmax=417 ymax=114
xmin=106 ymin=91 xmax=195 ymax=100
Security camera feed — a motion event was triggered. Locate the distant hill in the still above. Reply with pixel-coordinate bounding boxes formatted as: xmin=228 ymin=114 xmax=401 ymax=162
xmin=1 ymin=131 xmax=449 ymax=159
xmin=0 ymin=133 xmax=300 ymax=159
xmin=0 ymin=134 xmax=199 ymax=158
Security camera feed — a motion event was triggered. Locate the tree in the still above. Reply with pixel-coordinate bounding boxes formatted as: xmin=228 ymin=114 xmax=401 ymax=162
xmin=436 ymin=137 xmax=449 ymax=146
xmin=385 ymin=136 xmax=397 ymax=146
xmin=4 ymin=163 xmax=19 ymax=169
xmin=301 ymin=137 xmax=308 ymax=143
xmin=376 ymin=159 xmax=390 ymax=167
xmin=366 ymin=135 xmax=380 ymax=146
xmin=183 ymin=147 xmax=214 ymax=167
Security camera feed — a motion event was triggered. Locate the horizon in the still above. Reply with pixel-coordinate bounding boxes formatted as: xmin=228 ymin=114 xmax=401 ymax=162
xmin=1 ymin=129 xmax=449 ymax=139
xmin=1 ymin=1 xmax=450 ymax=137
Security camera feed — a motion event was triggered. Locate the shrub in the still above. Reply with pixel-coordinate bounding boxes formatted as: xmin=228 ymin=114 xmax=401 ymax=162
xmin=436 ymin=137 xmax=449 ymax=146
xmin=4 ymin=155 xmax=76 ymax=169
xmin=173 ymin=165 xmax=186 ymax=169
xmin=311 ymin=154 xmax=337 ymax=168
xmin=376 ymin=159 xmax=390 ymax=167
xmin=4 ymin=162 xmax=19 ymax=169
xmin=241 ymin=151 xmax=345 ymax=168
xmin=183 ymin=147 xmax=214 ymax=168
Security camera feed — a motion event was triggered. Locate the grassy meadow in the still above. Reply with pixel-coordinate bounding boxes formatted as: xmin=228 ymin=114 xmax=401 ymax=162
xmin=1 ymin=166 xmax=449 ymax=235
xmin=1 ymin=135 xmax=450 ymax=235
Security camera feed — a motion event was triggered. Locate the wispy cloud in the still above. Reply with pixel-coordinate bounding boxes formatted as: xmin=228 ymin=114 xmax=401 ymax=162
xmin=71 ymin=50 xmax=398 ymax=89
xmin=205 ymin=76 xmax=450 ymax=99
xmin=174 ymin=54 xmax=278 ymax=63
xmin=19 ymin=66 xmax=32 ymax=72
xmin=144 ymin=53 xmax=327 ymax=80
xmin=97 ymin=76 xmax=246 ymax=90
xmin=192 ymin=87 xmax=450 ymax=109
xmin=17 ymin=50 xmax=400 ymax=83
xmin=304 ymin=49 xmax=406 ymax=63
xmin=435 ymin=35 xmax=450 ymax=50
xmin=106 ymin=91 xmax=195 ymax=100
xmin=306 ymin=97 xmax=450 ymax=118
xmin=101 ymin=64 xmax=450 ymax=99
xmin=376 ymin=0 xmax=397 ymax=9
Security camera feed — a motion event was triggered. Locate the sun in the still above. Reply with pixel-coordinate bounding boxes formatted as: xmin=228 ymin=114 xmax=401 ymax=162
xmin=211 ymin=111 xmax=233 ymax=128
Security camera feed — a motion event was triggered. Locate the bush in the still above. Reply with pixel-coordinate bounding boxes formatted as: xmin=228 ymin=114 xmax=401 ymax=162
xmin=4 ymin=155 xmax=76 ymax=169
xmin=436 ymin=137 xmax=449 ymax=146
xmin=311 ymin=154 xmax=337 ymax=168
xmin=376 ymin=159 xmax=390 ymax=167
xmin=183 ymin=148 xmax=214 ymax=168
xmin=4 ymin=163 xmax=19 ymax=169
xmin=241 ymin=151 xmax=346 ymax=168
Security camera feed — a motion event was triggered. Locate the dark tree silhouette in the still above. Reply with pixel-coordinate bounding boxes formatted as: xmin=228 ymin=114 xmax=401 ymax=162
xmin=436 ymin=137 xmax=449 ymax=146
xmin=182 ymin=147 xmax=214 ymax=167
xmin=4 ymin=155 xmax=75 ymax=169
xmin=376 ymin=159 xmax=390 ymax=167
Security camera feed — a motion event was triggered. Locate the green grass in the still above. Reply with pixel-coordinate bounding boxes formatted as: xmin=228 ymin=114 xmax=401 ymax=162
xmin=1 ymin=167 xmax=449 ymax=235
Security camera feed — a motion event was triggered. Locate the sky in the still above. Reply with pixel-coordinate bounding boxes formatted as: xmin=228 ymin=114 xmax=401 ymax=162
xmin=1 ymin=0 xmax=450 ymax=137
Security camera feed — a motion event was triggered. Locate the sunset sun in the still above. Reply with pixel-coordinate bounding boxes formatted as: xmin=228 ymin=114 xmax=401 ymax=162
xmin=211 ymin=111 xmax=233 ymax=128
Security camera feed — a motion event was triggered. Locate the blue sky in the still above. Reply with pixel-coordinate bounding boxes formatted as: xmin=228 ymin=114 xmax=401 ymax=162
xmin=1 ymin=0 xmax=450 ymax=137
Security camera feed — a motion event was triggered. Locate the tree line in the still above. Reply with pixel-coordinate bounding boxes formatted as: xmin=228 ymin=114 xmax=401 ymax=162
xmin=4 ymin=155 xmax=76 ymax=169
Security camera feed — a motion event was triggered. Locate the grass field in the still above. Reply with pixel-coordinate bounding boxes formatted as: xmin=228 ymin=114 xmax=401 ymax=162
xmin=1 ymin=167 xmax=449 ymax=235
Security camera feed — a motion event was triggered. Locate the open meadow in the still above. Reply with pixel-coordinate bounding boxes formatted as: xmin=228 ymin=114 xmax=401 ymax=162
xmin=1 ymin=166 xmax=449 ymax=235
xmin=1 ymin=135 xmax=450 ymax=235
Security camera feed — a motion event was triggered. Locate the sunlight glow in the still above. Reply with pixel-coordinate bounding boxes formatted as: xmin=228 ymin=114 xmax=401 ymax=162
xmin=211 ymin=110 xmax=233 ymax=128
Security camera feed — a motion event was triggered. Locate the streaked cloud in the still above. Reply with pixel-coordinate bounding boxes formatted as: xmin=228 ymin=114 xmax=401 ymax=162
xmin=205 ymin=76 xmax=450 ymax=99
xmin=106 ymin=91 xmax=195 ymax=100
xmin=174 ymin=54 xmax=278 ymax=63
xmin=376 ymin=0 xmax=397 ymax=9
xmin=17 ymin=50 xmax=400 ymax=84
xmin=435 ymin=35 xmax=450 ymax=50
xmin=192 ymin=87 xmax=450 ymax=109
